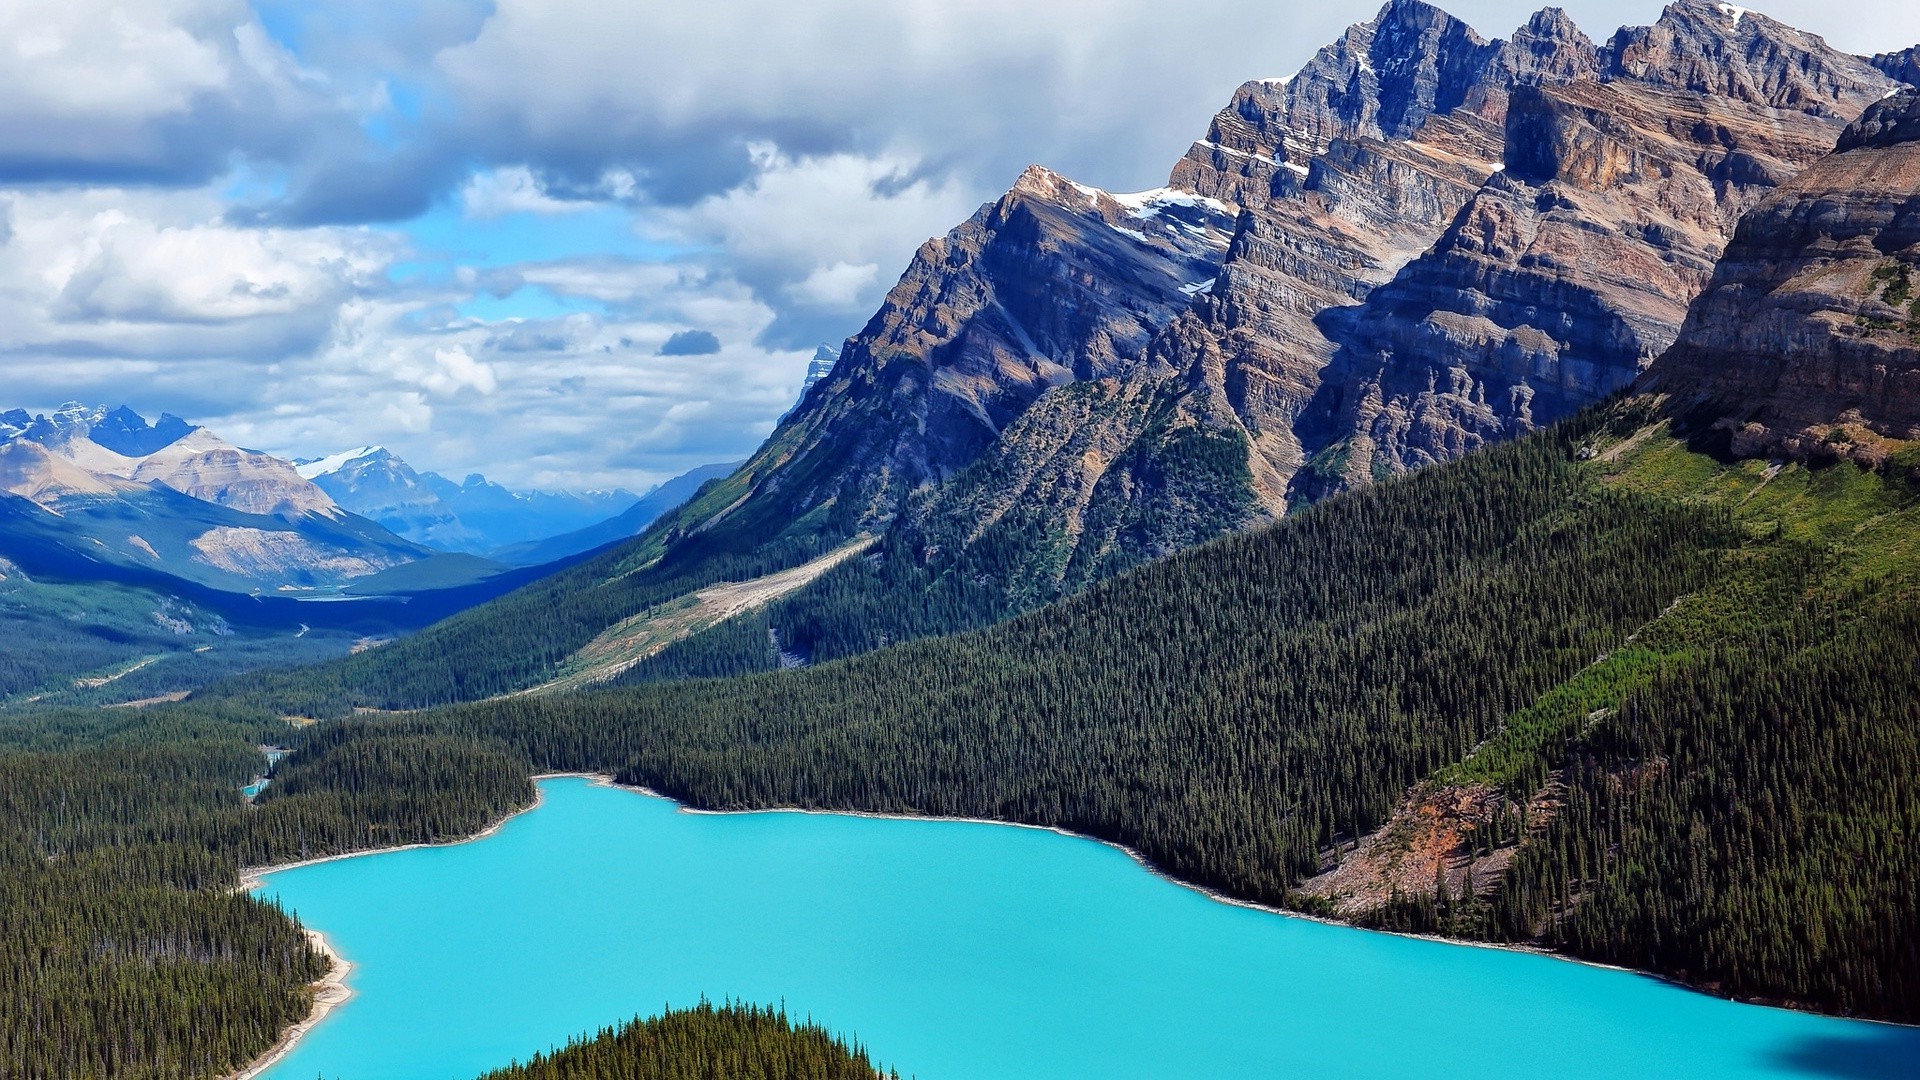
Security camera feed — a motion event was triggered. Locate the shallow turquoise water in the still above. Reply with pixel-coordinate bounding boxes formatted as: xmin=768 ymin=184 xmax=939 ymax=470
xmin=253 ymin=776 xmax=1917 ymax=1080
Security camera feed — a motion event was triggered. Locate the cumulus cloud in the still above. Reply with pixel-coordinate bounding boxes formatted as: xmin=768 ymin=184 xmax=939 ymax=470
xmin=8 ymin=0 xmax=1920 ymax=492
xmin=0 ymin=0 xmax=361 ymax=185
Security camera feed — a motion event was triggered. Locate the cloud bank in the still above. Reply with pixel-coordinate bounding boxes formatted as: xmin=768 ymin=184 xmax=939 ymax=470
xmin=3 ymin=0 xmax=1918 ymax=489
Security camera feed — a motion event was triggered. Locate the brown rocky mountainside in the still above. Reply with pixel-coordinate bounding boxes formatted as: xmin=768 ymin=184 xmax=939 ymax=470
xmin=1641 ymin=87 xmax=1920 ymax=465
xmin=1281 ymin=1 xmax=1897 ymax=496
xmin=629 ymin=0 xmax=1914 ymax=623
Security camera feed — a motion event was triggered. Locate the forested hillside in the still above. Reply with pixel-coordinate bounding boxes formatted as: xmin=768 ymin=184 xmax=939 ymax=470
xmin=285 ymin=407 xmax=1920 ymax=1024
xmin=475 ymin=1002 xmax=899 ymax=1080
xmin=8 ymin=399 xmax=1920 ymax=1080
xmin=0 ymin=704 xmax=532 ymax=1079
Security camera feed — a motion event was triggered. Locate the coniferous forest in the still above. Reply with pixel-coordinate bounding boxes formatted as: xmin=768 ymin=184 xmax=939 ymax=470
xmin=271 ymin=410 xmax=1920 ymax=1024
xmin=475 ymin=1001 xmax=900 ymax=1080
xmin=6 ymin=406 xmax=1920 ymax=1080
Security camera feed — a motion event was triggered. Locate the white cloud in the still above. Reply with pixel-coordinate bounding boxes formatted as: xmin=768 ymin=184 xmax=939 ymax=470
xmin=0 ymin=1 xmax=227 ymax=118
xmin=461 ymin=166 xmax=598 ymax=218
xmin=11 ymin=0 xmax=1920 ymax=493
xmin=0 ymin=0 xmax=355 ymax=184
xmin=787 ymin=261 xmax=881 ymax=309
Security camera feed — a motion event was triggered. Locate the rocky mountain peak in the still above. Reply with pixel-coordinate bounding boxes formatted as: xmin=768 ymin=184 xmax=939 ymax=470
xmin=1366 ymin=0 xmax=1498 ymax=138
xmin=1837 ymin=88 xmax=1920 ymax=152
xmin=1603 ymin=0 xmax=1890 ymax=116
xmin=1492 ymin=7 xmax=1599 ymax=87
xmin=1640 ymin=86 xmax=1920 ymax=465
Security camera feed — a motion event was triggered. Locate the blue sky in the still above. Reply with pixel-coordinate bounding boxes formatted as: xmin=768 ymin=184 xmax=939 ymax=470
xmin=0 ymin=0 xmax=1915 ymax=490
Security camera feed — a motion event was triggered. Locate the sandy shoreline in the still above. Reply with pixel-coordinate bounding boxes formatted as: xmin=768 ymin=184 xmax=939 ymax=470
xmin=225 ymin=770 xmax=1915 ymax=1079
xmin=227 ymin=929 xmax=351 ymax=1080
xmin=224 ymin=772 xmax=587 ymax=1079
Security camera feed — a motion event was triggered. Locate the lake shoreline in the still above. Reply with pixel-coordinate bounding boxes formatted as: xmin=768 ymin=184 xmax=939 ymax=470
xmin=229 ymin=771 xmax=1915 ymax=1079
xmin=618 ymin=778 xmax=1916 ymax=1030
xmin=225 ymin=772 xmax=583 ymax=1080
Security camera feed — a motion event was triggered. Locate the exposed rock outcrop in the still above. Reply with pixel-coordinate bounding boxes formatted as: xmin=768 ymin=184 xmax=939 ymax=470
xmin=1641 ymin=88 xmax=1920 ymax=464
xmin=679 ymin=165 xmax=1236 ymax=547
xmin=1286 ymin=0 xmax=1899 ymax=497
xmin=644 ymin=0 xmax=1918 ymax=605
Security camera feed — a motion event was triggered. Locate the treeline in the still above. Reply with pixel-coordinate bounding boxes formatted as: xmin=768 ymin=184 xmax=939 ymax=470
xmin=361 ymin=418 xmax=1726 ymax=907
xmin=0 ymin=703 xmax=533 ymax=1078
xmin=475 ymin=1000 xmax=899 ymax=1080
xmin=1492 ymin=593 xmax=1920 ymax=1019
xmin=305 ymin=415 xmax=1920 ymax=1022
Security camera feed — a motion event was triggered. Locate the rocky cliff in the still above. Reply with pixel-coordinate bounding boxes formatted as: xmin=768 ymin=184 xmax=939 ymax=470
xmin=1641 ymin=87 xmax=1920 ymax=465
xmin=630 ymin=0 xmax=1918 ymax=627
xmin=1283 ymin=0 xmax=1898 ymax=496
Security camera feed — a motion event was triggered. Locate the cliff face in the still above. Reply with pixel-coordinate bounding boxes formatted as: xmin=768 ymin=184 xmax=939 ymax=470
xmin=1284 ymin=0 xmax=1899 ymax=497
xmin=647 ymin=0 xmax=1917 ymax=600
xmin=670 ymin=164 xmax=1237 ymax=556
xmin=1641 ymin=88 xmax=1920 ymax=465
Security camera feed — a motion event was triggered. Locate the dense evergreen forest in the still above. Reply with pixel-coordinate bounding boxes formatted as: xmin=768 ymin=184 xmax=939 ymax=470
xmin=0 ymin=703 xmax=532 ymax=1078
xmin=274 ymin=409 xmax=1920 ymax=1024
xmin=475 ymin=1001 xmax=899 ymax=1080
xmin=8 ymin=404 xmax=1920 ymax=1079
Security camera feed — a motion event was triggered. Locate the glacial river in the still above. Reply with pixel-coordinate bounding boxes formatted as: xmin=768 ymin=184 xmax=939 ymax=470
xmin=251 ymin=776 xmax=1917 ymax=1079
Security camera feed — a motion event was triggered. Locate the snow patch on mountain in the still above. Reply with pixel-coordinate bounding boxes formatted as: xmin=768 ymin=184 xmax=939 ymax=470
xmin=296 ymin=446 xmax=384 ymax=480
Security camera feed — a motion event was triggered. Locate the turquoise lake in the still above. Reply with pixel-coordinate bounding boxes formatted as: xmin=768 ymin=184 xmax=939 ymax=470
xmin=252 ymin=776 xmax=1918 ymax=1080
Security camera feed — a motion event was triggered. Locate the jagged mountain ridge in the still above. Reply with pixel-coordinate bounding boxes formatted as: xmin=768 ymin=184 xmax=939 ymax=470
xmin=6 ymin=402 xmax=342 ymax=519
xmin=652 ymin=0 xmax=1909 ymax=586
xmin=0 ymin=404 xmax=473 ymax=594
xmin=249 ymin=0 xmax=1920 ymax=708
xmin=295 ymin=446 xmax=637 ymax=558
xmin=1286 ymin=1 xmax=1900 ymax=496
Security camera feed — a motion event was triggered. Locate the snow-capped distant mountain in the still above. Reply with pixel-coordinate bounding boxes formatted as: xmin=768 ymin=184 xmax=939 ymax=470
xmin=802 ymin=344 xmax=837 ymax=397
xmin=7 ymin=402 xmax=340 ymax=519
xmin=0 ymin=403 xmax=440 ymax=592
xmin=295 ymin=445 xmax=636 ymax=555
xmin=782 ymin=345 xmax=839 ymax=419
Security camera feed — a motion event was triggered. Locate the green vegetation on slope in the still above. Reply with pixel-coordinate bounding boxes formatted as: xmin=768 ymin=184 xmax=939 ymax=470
xmin=9 ymin=399 xmax=1920 ymax=1080
xmin=475 ymin=1001 xmax=898 ymax=1080
xmin=623 ymin=377 xmax=1264 ymax=683
xmin=294 ymin=407 xmax=1920 ymax=1022
xmin=0 ymin=567 xmax=359 ymax=710
xmin=329 ymin=414 xmax=1724 ymax=898
xmin=0 ymin=703 xmax=533 ymax=1079
xmin=213 ymin=493 xmax=856 ymax=714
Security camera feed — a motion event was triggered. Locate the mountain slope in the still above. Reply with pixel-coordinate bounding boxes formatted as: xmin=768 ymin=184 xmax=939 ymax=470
xmin=1643 ymin=86 xmax=1920 ymax=462
xmin=237 ymin=0 xmax=1920 ymax=711
xmin=239 ymin=59 xmax=1920 ymax=1026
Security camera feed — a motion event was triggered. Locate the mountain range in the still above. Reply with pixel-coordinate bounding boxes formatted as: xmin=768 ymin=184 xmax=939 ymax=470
xmin=0 ymin=403 xmax=431 ymax=593
xmin=14 ymin=3 xmax=1920 ymax=1075
xmin=293 ymin=445 xmax=640 ymax=561
xmin=263 ymin=0 xmax=1920 ymax=704
xmin=263 ymin=53 xmax=1920 ymax=1022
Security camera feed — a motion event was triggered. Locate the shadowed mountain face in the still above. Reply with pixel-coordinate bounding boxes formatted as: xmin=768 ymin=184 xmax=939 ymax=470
xmin=1642 ymin=87 xmax=1920 ymax=466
